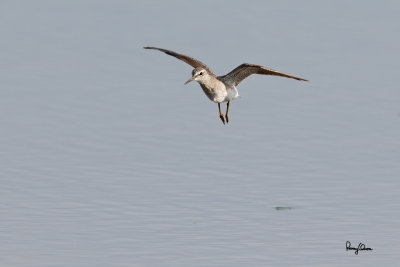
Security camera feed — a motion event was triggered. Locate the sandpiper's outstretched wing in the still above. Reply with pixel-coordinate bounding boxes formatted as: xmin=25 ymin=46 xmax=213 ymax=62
xmin=220 ymin=63 xmax=308 ymax=86
xmin=144 ymin=46 xmax=216 ymax=76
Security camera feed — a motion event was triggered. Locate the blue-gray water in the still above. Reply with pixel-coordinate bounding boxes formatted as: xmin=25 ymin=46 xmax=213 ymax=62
xmin=1 ymin=1 xmax=399 ymax=266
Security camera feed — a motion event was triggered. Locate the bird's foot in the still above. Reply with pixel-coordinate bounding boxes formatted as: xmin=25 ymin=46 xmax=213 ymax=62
xmin=219 ymin=114 xmax=226 ymax=124
xmin=225 ymin=114 xmax=229 ymax=123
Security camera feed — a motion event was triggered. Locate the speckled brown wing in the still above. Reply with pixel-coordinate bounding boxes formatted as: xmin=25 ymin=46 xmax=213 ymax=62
xmin=220 ymin=63 xmax=308 ymax=86
xmin=144 ymin=47 xmax=216 ymax=76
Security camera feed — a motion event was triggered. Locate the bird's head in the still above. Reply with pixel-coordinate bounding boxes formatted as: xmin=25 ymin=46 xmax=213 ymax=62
xmin=184 ymin=67 xmax=208 ymax=85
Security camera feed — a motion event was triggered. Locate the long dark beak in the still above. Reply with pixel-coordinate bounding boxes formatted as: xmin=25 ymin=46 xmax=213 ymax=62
xmin=184 ymin=76 xmax=194 ymax=85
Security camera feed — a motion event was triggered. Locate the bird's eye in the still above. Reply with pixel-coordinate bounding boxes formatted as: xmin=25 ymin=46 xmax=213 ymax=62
xmin=199 ymin=72 xmax=203 ymax=76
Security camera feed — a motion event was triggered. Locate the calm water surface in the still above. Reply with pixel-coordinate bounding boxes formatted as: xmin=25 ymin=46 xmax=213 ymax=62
xmin=1 ymin=1 xmax=399 ymax=266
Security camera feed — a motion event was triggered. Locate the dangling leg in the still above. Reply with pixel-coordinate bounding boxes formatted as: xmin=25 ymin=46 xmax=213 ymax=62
xmin=218 ymin=103 xmax=225 ymax=124
xmin=225 ymin=101 xmax=230 ymax=123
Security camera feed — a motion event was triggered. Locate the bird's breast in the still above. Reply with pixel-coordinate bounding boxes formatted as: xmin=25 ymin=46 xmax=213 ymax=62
xmin=199 ymin=81 xmax=228 ymax=103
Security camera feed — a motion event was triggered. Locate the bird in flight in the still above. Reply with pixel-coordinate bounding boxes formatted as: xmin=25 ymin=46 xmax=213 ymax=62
xmin=144 ymin=46 xmax=308 ymax=124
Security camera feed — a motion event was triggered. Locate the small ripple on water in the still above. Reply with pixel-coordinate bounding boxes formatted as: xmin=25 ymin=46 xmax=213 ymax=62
xmin=274 ymin=206 xmax=294 ymax=211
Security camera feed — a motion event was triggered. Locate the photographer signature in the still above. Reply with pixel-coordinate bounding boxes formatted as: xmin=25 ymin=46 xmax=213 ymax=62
xmin=346 ymin=241 xmax=373 ymax=255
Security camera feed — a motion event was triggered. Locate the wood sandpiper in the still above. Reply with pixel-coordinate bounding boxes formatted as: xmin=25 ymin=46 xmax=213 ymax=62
xmin=144 ymin=46 xmax=308 ymax=124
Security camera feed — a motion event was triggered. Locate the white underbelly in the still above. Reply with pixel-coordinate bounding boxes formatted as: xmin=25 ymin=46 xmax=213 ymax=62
xmin=200 ymin=83 xmax=239 ymax=103
xmin=225 ymin=86 xmax=239 ymax=102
